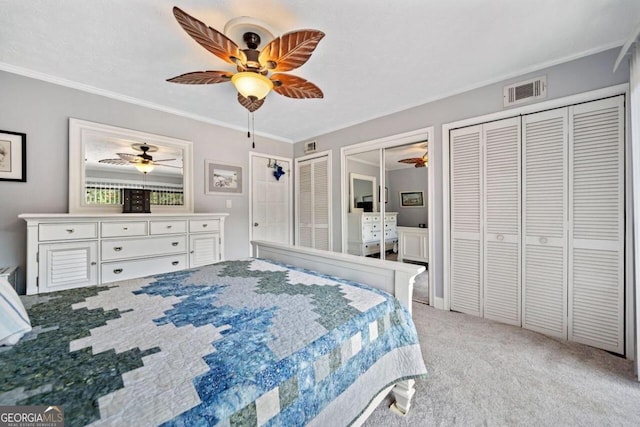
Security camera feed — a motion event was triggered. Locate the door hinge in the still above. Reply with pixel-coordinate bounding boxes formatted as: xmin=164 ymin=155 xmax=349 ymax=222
xmin=36 ymin=277 xmax=39 ymax=288
xmin=219 ymin=237 xmax=221 ymax=244
xmin=36 ymin=251 xmax=39 ymax=263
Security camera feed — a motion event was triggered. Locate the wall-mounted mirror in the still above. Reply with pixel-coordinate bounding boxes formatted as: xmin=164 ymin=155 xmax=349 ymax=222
xmin=349 ymin=173 xmax=377 ymax=213
xmin=69 ymin=118 xmax=193 ymax=214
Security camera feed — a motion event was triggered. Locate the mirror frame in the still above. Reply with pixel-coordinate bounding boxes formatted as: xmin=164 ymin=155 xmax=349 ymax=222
xmin=68 ymin=118 xmax=194 ymax=214
xmin=349 ymin=173 xmax=377 ymax=213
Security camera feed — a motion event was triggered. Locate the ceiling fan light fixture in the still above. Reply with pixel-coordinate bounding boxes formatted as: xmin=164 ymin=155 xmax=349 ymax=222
xmin=231 ymin=72 xmax=273 ymax=100
xmin=134 ymin=162 xmax=155 ymax=174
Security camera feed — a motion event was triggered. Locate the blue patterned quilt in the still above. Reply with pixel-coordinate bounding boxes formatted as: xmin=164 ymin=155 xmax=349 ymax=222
xmin=0 ymin=259 xmax=427 ymax=426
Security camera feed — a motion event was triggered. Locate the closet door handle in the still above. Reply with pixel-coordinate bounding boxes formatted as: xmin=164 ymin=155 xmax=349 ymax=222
xmin=113 ymin=246 xmax=123 ymax=252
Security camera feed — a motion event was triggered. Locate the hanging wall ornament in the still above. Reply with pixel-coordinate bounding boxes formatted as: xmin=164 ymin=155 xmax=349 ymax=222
xmin=270 ymin=160 xmax=285 ymax=181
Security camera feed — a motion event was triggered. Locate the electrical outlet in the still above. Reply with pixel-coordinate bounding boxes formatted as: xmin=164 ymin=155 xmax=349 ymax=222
xmin=226 ymin=199 xmax=232 ymax=209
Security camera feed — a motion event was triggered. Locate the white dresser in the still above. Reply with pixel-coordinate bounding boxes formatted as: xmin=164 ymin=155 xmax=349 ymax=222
xmin=347 ymin=212 xmax=398 ymax=256
xmin=19 ymin=213 xmax=227 ymax=295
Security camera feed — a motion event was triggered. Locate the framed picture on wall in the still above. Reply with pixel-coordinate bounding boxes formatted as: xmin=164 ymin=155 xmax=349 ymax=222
xmin=400 ymin=191 xmax=424 ymax=207
xmin=0 ymin=129 xmax=26 ymax=182
xmin=205 ymin=160 xmax=243 ymax=195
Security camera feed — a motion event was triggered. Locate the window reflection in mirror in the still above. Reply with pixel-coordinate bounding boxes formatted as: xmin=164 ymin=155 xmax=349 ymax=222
xmin=68 ymin=118 xmax=193 ymax=214
xmin=84 ymin=135 xmax=184 ymax=206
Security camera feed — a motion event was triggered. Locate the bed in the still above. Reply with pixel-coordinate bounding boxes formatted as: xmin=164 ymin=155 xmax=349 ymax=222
xmin=0 ymin=241 xmax=427 ymax=426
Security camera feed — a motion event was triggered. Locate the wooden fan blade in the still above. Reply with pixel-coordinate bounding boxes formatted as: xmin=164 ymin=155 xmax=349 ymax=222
xmin=172 ymin=7 xmax=246 ymax=65
xmin=99 ymin=158 xmax=131 ymax=165
xmin=167 ymin=70 xmax=233 ymax=84
xmin=259 ymin=30 xmax=325 ymax=72
xmin=398 ymin=158 xmax=424 ymax=164
xmin=153 ymin=163 xmax=183 ymax=169
xmin=116 ymin=153 xmax=139 ymax=161
xmin=237 ymin=93 xmax=265 ymax=112
xmin=152 ymin=158 xmax=177 ymax=162
xmin=271 ymin=74 xmax=323 ymax=99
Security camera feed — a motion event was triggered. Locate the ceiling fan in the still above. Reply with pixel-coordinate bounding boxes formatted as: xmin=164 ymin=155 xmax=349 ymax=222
xmin=398 ymin=151 xmax=429 ymax=168
xmin=98 ymin=143 xmax=180 ymax=174
xmin=166 ymin=6 xmax=325 ymax=112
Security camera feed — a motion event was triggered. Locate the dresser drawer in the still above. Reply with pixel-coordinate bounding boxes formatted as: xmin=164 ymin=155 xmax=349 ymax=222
xmin=190 ymin=219 xmax=220 ymax=233
xmin=362 ymin=214 xmax=381 ymax=223
xmin=101 ymin=235 xmax=187 ymax=261
xmin=101 ymin=221 xmax=148 ymax=238
xmin=39 ymin=222 xmax=98 ymax=241
xmin=150 ymin=220 xmax=187 ymax=235
xmin=101 ymin=254 xmax=188 ymax=284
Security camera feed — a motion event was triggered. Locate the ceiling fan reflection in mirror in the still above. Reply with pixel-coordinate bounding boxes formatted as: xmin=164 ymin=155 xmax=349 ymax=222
xmin=98 ymin=143 xmax=180 ymax=175
xmin=166 ymin=6 xmax=324 ymax=112
xmin=398 ymin=150 xmax=428 ymax=168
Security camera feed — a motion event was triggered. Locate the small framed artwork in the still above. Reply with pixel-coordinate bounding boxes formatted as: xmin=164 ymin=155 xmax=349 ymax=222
xmin=0 ymin=130 xmax=26 ymax=182
xmin=205 ymin=160 xmax=243 ymax=195
xmin=400 ymin=191 xmax=424 ymax=207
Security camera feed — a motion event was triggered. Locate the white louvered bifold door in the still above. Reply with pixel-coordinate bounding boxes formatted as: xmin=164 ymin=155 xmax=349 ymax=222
xmin=295 ymin=156 xmax=330 ymax=250
xmin=450 ymin=125 xmax=483 ymax=316
xmin=568 ymin=96 xmax=625 ymax=353
xmin=312 ymin=157 xmax=330 ymax=250
xmin=483 ymin=117 xmax=521 ymax=326
xmin=297 ymin=162 xmax=313 ymax=247
xmin=522 ymin=108 xmax=569 ymax=339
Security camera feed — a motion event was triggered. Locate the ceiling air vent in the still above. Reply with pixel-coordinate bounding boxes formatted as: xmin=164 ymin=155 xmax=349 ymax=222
xmin=503 ymin=76 xmax=547 ymax=107
xmin=304 ymin=141 xmax=317 ymax=154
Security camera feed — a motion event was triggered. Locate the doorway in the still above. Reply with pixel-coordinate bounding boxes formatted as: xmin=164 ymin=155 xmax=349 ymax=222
xmin=249 ymin=152 xmax=293 ymax=248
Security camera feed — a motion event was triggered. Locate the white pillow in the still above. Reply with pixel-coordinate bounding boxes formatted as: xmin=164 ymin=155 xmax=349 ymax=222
xmin=0 ymin=279 xmax=31 ymax=346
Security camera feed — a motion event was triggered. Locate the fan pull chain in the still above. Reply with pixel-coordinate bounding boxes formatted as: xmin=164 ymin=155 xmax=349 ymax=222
xmin=252 ymin=113 xmax=255 ymax=149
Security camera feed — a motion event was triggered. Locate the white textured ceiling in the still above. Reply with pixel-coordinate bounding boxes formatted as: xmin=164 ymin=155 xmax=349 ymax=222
xmin=1 ymin=0 xmax=638 ymax=143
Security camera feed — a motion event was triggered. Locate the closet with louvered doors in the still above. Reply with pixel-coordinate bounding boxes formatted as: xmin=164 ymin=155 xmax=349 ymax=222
xmin=296 ymin=155 xmax=330 ymax=250
xmin=568 ymin=96 xmax=625 ymax=354
xmin=450 ymin=124 xmax=483 ymax=317
xmin=450 ymin=95 xmax=625 ymax=353
xmin=521 ymin=108 xmax=569 ymax=339
xmin=450 ymin=118 xmax=521 ymax=324
xmin=522 ymin=96 xmax=625 ymax=353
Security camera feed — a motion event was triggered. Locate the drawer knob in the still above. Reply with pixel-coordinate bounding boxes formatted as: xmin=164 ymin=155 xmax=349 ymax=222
xmin=171 ymin=261 xmax=180 ymax=266
xmin=202 ymin=224 xmax=208 ymax=228
xmin=114 ymin=246 xmax=122 ymax=252
xmin=171 ymin=242 xmax=179 ymax=247
xmin=113 ymin=268 xmax=123 ymax=274
xmin=167 ymin=225 xmax=172 ymax=229
xmin=123 ymin=227 xmax=128 ymax=231
xmin=190 ymin=250 xmax=194 ymax=254
xmin=66 ymin=229 xmax=75 ymax=233
xmin=91 ymin=262 xmax=97 ymax=266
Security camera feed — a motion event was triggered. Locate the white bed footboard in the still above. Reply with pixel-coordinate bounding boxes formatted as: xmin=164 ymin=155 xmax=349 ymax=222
xmin=252 ymin=241 xmax=425 ymax=422
xmin=251 ymin=240 xmax=424 ymax=313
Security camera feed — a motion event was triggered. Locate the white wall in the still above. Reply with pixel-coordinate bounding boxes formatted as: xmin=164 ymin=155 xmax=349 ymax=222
xmin=293 ymin=47 xmax=630 ymax=300
xmin=0 ymin=71 xmax=293 ymax=290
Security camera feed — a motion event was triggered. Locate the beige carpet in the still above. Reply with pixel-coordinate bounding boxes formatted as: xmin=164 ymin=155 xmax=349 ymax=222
xmin=364 ymin=303 xmax=640 ymax=426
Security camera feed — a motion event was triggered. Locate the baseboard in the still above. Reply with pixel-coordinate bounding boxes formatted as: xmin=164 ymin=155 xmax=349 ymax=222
xmin=433 ymin=297 xmax=444 ymax=310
